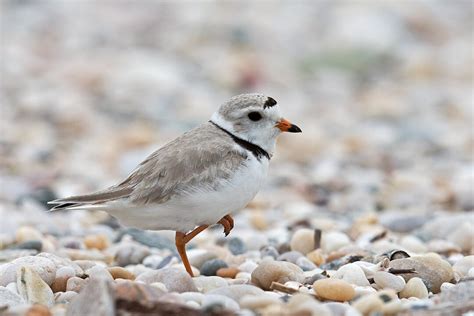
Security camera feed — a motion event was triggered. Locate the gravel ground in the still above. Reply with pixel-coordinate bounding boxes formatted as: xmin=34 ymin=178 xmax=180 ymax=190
xmin=0 ymin=1 xmax=473 ymax=316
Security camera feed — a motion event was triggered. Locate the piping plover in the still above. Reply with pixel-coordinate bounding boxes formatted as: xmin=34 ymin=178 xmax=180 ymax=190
xmin=49 ymin=93 xmax=301 ymax=276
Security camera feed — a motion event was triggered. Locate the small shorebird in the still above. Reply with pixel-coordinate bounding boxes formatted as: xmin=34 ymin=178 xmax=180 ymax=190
xmin=49 ymin=93 xmax=301 ymax=276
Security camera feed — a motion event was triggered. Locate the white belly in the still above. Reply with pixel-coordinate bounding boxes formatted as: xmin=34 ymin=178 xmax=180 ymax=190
xmin=107 ymin=155 xmax=269 ymax=232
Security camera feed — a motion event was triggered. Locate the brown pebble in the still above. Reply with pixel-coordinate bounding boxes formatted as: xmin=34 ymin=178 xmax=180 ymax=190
xmin=313 ymin=278 xmax=355 ymax=302
xmin=26 ymin=304 xmax=52 ymax=316
xmin=216 ymin=267 xmax=239 ymax=279
xmin=108 ymin=266 xmax=135 ymax=280
xmin=307 ymin=249 xmax=325 ymax=266
xmin=50 ymin=277 xmax=68 ymax=293
xmin=84 ymin=234 xmax=109 ymax=250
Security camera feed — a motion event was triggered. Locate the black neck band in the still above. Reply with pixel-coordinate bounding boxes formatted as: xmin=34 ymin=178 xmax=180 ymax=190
xmin=209 ymin=121 xmax=271 ymax=161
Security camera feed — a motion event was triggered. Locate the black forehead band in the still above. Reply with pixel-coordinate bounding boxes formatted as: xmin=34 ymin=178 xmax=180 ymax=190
xmin=263 ymin=97 xmax=277 ymax=109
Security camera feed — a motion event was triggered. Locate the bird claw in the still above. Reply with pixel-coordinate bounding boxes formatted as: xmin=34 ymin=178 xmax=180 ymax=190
xmin=218 ymin=215 xmax=234 ymax=237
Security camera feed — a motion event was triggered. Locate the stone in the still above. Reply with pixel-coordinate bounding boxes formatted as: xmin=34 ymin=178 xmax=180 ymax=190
xmin=277 ymin=251 xmax=304 ymax=264
xmin=200 ymin=259 xmax=228 ymax=276
xmin=66 ymin=278 xmax=115 ymax=316
xmin=290 ymin=228 xmax=316 ymax=254
xmin=453 ymin=256 xmax=474 ymax=280
xmin=332 ymin=263 xmax=370 ymax=286
xmin=439 ymin=279 xmax=474 ymax=304
xmin=202 ymin=294 xmax=239 ymax=311
xmin=10 ymin=240 xmax=43 ymax=252
xmin=240 ymin=293 xmax=281 ymax=310
xmin=238 ymin=260 xmax=258 ymax=273
xmin=108 ymin=266 xmax=135 ymax=280
xmin=187 ymin=250 xmax=218 ymax=270
xmin=313 ymin=278 xmax=355 ymax=302
xmin=84 ymin=234 xmax=110 ymax=250
xmin=118 ymin=228 xmax=175 ymax=250
xmin=321 ymin=232 xmax=351 ymax=253
xmin=251 ymin=259 xmax=305 ymax=290
xmin=115 ymin=280 xmax=166 ymax=308
xmin=55 ymin=291 xmax=78 ymax=303
xmin=86 ymin=265 xmax=114 ymax=281
xmin=227 ymin=237 xmax=246 ymax=255
xmin=115 ymin=242 xmax=151 ymax=266
xmin=296 ymin=257 xmax=317 ymax=271
xmin=399 ymin=235 xmax=428 ymax=253
xmin=399 ymin=277 xmax=428 ymax=299
xmin=379 ymin=213 xmax=428 ymax=233
xmin=307 ymin=249 xmax=325 ymax=266
xmin=0 ymin=255 xmax=56 ymax=286
xmin=352 ymin=294 xmax=384 ymax=315
xmin=17 ymin=266 xmax=54 ymax=307
xmin=36 ymin=253 xmax=83 ymax=276
xmin=0 ymin=286 xmax=24 ymax=308
xmin=217 ymin=267 xmax=239 ymax=279
xmin=207 ymin=284 xmax=264 ymax=302
xmin=373 ymin=271 xmax=406 ymax=292
xmin=389 ymin=254 xmax=454 ymax=293
xmin=135 ymin=268 xmax=197 ymax=293
xmin=260 ymin=246 xmax=279 ymax=259
xmin=193 ymin=276 xmax=228 ymax=293
xmin=66 ymin=277 xmax=87 ymax=293
xmin=15 ymin=226 xmax=43 ymax=243
xmin=448 ymin=222 xmax=474 ymax=252
xmin=25 ymin=304 xmax=52 ymax=316
xmin=51 ymin=266 xmax=76 ymax=293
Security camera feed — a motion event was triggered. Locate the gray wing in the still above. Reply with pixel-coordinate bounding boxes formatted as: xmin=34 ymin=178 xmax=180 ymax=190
xmin=49 ymin=122 xmax=247 ymax=210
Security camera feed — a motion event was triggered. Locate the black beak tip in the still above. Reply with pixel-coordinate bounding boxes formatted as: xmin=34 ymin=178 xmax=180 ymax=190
xmin=288 ymin=124 xmax=302 ymax=133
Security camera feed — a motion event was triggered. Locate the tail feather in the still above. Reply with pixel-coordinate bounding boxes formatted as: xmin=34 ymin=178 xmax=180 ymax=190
xmin=48 ymin=187 xmax=133 ymax=211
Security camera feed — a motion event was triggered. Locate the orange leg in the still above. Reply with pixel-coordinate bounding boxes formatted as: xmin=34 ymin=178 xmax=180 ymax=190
xmin=175 ymin=225 xmax=208 ymax=277
xmin=218 ymin=214 xmax=234 ymax=236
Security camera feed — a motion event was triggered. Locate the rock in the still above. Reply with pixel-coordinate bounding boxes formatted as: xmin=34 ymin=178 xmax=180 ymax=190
xmin=389 ymin=254 xmax=454 ymax=293
xmin=379 ymin=213 xmax=428 ymax=233
xmin=448 ymin=222 xmax=474 ymax=252
xmin=15 ymin=226 xmax=43 ymax=243
xmin=399 ymin=235 xmax=428 ymax=253
xmin=193 ymin=276 xmax=228 ymax=293
xmin=277 ymin=251 xmax=303 ymax=264
xmin=115 ymin=280 xmax=166 ymax=308
xmin=290 ymin=228 xmax=316 ymax=254
xmin=439 ymin=279 xmax=474 ymax=304
xmin=321 ymin=232 xmax=351 ymax=253
xmin=332 ymin=263 xmax=370 ymax=286
xmin=135 ymin=268 xmax=197 ymax=293
xmin=313 ymin=278 xmax=355 ymax=302
xmin=84 ymin=234 xmax=110 ymax=250
xmin=118 ymin=228 xmax=175 ymax=250
xmin=238 ymin=260 xmax=258 ymax=273
xmin=352 ymin=294 xmax=384 ymax=315
xmin=200 ymin=259 xmax=228 ymax=276
xmin=86 ymin=265 xmax=114 ymax=281
xmin=427 ymin=239 xmax=461 ymax=254
xmin=66 ymin=278 xmax=115 ymax=316
xmin=17 ymin=266 xmax=54 ymax=307
xmin=180 ymin=291 xmax=205 ymax=304
xmin=108 ymin=266 xmax=135 ymax=280
xmin=188 ymin=249 xmax=218 ymax=269
xmin=207 ymin=284 xmax=264 ymax=302
xmin=373 ymin=271 xmax=406 ymax=292
xmin=25 ymin=304 xmax=52 ymax=316
xmin=0 ymin=255 xmax=56 ymax=286
xmin=202 ymin=294 xmax=239 ymax=311
xmin=296 ymin=257 xmax=317 ymax=271
xmin=453 ymin=256 xmax=474 ymax=280
xmin=239 ymin=293 xmax=281 ymax=310
xmin=51 ymin=266 xmax=75 ymax=292
xmin=251 ymin=259 xmax=305 ymax=290
xmin=55 ymin=290 xmax=78 ymax=303
xmin=399 ymin=277 xmax=428 ymax=299
xmin=61 ymin=249 xmax=110 ymax=262
xmin=66 ymin=277 xmax=87 ymax=292
xmin=307 ymin=249 xmax=325 ymax=266
xmin=36 ymin=253 xmax=83 ymax=276
xmin=324 ymin=302 xmax=352 ymax=316
xmin=260 ymin=246 xmax=279 ymax=259
xmin=115 ymin=242 xmax=151 ymax=266
xmin=10 ymin=240 xmax=43 ymax=252
xmin=217 ymin=267 xmax=239 ymax=279
xmin=227 ymin=237 xmax=246 ymax=255
xmin=0 ymin=286 xmax=24 ymax=307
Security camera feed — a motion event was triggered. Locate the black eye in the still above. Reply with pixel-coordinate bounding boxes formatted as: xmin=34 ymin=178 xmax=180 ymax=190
xmin=248 ymin=112 xmax=262 ymax=121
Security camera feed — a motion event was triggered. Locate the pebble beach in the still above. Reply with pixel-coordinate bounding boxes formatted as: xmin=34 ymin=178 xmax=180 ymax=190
xmin=1 ymin=1 xmax=473 ymax=316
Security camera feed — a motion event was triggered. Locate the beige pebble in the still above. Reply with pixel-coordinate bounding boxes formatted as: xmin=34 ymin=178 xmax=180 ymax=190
xmin=216 ymin=267 xmax=239 ymax=279
xmin=313 ymin=278 xmax=355 ymax=302
xmin=352 ymin=294 xmax=384 ymax=315
xmin=50 ymin=266 xmax=75 ymax=293
xmin=16 ymin=226 xmax=43 ymax=243
xmin=107 ymin=266 xmax=135 ymax=280
xmin=84 ymin=234 xmax=109 ymax=250
xmin=66 ymin=276 xmax=86 ymax=292
xmin=251 ymin=259 xmax=305 ymax=290
xmin=307 ymin=249 xmax=325 ymax=266
xmin=373 ymin=271 xmax=405 ymax=292
xmin=250 ymin=211 xmax=268 ymax=230
xmin=290 ymin=228 xmax=316 ymax=254
xmin=25 ymin=304 xmax=52 ymax=316
xmin=17 ymin=266 xmax=54 ymax=307
xmin=452 ymin=255 xmax=474 ymax=280
xmin=240 ymin=294 xmax=281 ymax=310
xmin=399 ymin=277 xmax=428 ymax=299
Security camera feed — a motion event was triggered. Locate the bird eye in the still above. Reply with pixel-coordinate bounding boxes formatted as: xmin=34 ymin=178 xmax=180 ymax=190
xmin=248 ymin=112 xmax=262 ymax=121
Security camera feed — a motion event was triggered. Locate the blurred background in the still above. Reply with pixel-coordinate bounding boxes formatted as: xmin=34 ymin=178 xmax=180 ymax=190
xmin=0 ymin=0 xmax=472 ymax=234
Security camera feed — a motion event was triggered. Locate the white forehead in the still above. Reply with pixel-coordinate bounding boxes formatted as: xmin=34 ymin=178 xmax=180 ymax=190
xmin=218 ymin=93 xmax=281 ymax=120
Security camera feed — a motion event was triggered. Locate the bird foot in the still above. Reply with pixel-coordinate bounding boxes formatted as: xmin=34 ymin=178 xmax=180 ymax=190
xmin=218 ymin=214 xmax=234 ymax=237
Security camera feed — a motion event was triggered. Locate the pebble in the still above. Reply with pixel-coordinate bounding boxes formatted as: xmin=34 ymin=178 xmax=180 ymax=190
xmin=108 ymin=266 xmax=135 ymax=280
xmin=51 ymin=266 xmax=76 ymax=292
xmin=200 ymin=259 xmax=228 ymax=276
xmin=114 ymin=242 xmax=151 ymax=266
xmin=251 ymin=259 xmax=305 ymax=290
xmin=389 ymin=255 xmax=453 ymax=293
xmin=227 ymin=237 xmax=247 ymax=255
xmin=0 ymin=256 xmax=56 ymax=286
xmin=352 ymin=294 xmax=384 ymax=315
xmin=452 ymin=255 xmax=474 ymax=280
xmin=17 ymin=266 xmax=54 ymax=307
xmin=66 ymin=277 xmax=87 ymax=292
xmin=11 ymin=240 xmax=43 ymax=252
xmin=0 ymin=286 xmax=24 ymax=307
xmin=193 ymin=276 xmax=228 ymax=293
xmin=188 ymin=249 xmax=218 ymax=269
xmin=296 ymin=256 xmax=317 ymax=271
xmin=55 ymin=290 xmax=78 ymax=303
xmin=373 ymin=271 xmax=406 ymax=292
xmin=439 ymin=279 xmax=474 ymax=304
xmin=447 ymin=222 xmax=474 ymax=252
xmin=207 ymin=284 xmax=264 ymax=302
xmin=86 ymin=265 xmax=114 ymax=281
xmin=84 ymin=234 xmax=110 ymax=250
xmin=135 ymin=267 xmax=197 ymax=293
xmin=290 ymin=228 xmax=316 ymax=254
xmin=15 ymin=226 xmax=43 ymax=243
xmin=202 ymin=294 xmax=240 ymax=311
xmin=238 ymin=260 xmax=258 ymax=273
xmin=37 ymin=252 xmax=83 ymax=276
xmin=333 ymin=263 xmax=370 ymax=286
xmin=306 ymin=249 xmax=325 ymax=266
xmin=259 ymin=246 xmax=279 ymax=259
xmin=119 ymin=228 xmax=175 ymax=251
xmin=321 ymin=232 xmax=351 ymax=253
xmin=399 ymin=277 xmax=428 ymax=299
xmin=313 ymin=278 xmax=356 ymax=302
xmin=239 ymin=293 xmax=282 ymax=310
xmin=66 ymin=278 xmax=115 ymax=316
xmin=277 ymin=251 xmax=303 ymax=264
xmin=217 ymin=267 xmax=239 ymax=279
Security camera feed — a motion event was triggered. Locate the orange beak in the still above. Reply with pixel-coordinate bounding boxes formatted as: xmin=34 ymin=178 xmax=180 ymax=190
xmin=276 ymin=118 xmax=302 ymax=133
